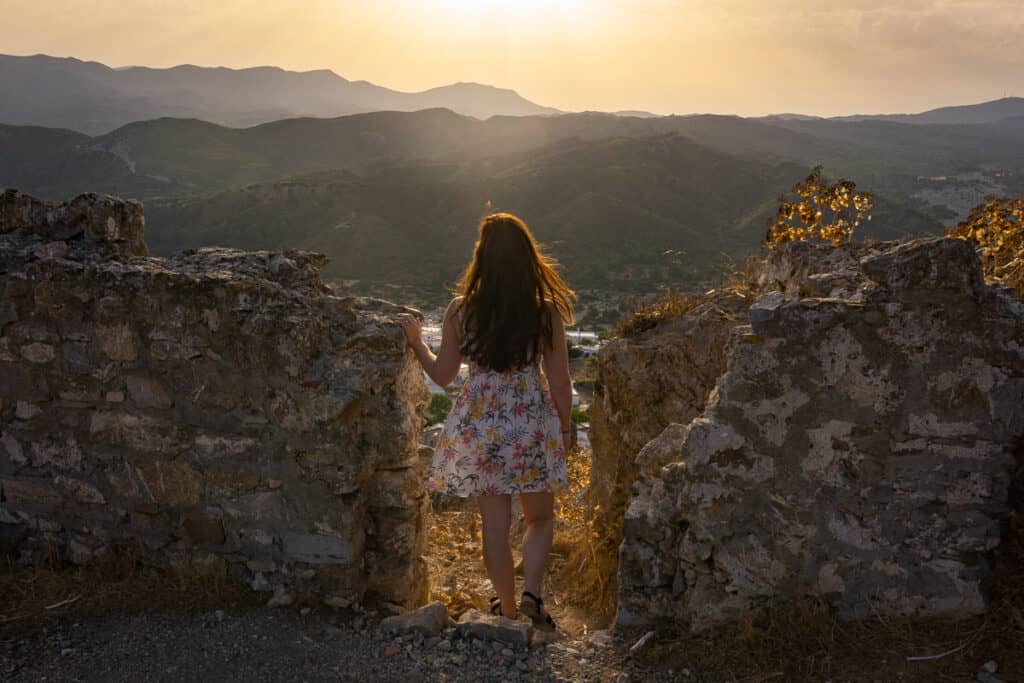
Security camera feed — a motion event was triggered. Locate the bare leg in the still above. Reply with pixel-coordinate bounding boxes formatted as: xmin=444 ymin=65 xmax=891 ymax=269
xmin=477 ymin=494 xmax=517 ymax=618
xmin=518 ymin=491 xmax=555 ymax=599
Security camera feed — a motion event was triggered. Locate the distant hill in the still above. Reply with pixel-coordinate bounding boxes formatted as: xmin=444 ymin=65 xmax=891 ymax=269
xmin=142 ymin=134 xmax=941 ymax=292
xmin=4 ymin=106 xmax=1015 ymax=295
xmin=5 ymin=107 xmax=1021 ymax=204
xmin=835 ymin=97 xmax=1024 ymax=125
xmin=610 ymin=110 xmax=663 ymax=118
xmin=0 ymin=53 xmax=560 ymax=134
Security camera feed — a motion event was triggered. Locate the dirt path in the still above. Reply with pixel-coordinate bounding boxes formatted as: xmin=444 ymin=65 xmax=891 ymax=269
xmin=2 ymin=602 xmax=683 ymax=683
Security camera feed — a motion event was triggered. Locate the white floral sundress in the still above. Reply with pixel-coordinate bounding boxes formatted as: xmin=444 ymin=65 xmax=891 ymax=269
xmin=426 ymin=358 xmax=568 ymax=498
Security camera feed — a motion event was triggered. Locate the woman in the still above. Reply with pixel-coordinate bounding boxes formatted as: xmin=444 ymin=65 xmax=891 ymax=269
xmin=395 ymin=212 xmax=574 ymax=631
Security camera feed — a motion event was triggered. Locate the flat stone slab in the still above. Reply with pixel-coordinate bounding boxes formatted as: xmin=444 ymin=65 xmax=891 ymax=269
xmin=380 ymin=601 xmax=449 ymax=638
xmin=455 ymin=609 xmax=532 ymax=648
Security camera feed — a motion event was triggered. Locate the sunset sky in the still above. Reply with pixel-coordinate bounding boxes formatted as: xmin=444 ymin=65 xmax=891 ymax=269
xmin=2 ymin=0 xmax=1022 ymax=117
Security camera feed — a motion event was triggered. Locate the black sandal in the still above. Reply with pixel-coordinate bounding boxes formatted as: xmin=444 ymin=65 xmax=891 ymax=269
xmin=519 ymin=591 xmax=556 ymax=632
xmin=488 ymin=596 xmax=503 ymax=616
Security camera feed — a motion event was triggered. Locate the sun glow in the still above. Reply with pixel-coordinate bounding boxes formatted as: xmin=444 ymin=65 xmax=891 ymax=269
xmin=427 ymin=0 xmax=599 ymax=29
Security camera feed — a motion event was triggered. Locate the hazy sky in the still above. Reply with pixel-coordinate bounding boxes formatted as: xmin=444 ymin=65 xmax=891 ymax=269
xmin=2 ymin=0 xmax=1022 ymax=116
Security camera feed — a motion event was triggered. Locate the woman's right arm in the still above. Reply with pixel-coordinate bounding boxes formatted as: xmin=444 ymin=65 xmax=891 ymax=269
xmin=542 ymin=303 xmax=573 ymax=451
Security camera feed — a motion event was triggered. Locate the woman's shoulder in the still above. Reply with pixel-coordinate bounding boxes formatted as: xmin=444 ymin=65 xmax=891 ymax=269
xmin=542 ymin=298 xmax=563 ymax=320
xmin=444 ymin=296 xmax=465 ymax=325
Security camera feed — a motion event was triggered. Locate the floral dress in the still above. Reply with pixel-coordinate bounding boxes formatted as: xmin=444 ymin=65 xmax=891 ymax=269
xmin=426 ymin=359 xmax=568 ymax=498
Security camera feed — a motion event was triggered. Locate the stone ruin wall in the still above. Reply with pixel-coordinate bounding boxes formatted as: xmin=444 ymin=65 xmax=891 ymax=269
xmin=586 ymin=290 xmax=749 ymax=595
xmin=0 ymin=190 xmax=430 ymax=607
xmin=591 ymin=238 xmax=1024 ymax=631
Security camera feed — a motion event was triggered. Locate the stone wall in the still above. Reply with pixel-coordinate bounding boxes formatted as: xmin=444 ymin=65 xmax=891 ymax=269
xmin=587 ymin=291 xmax=748 ymax=596
xmin=0 ymin=190 xmax=430 ymax=607
xmin=597 ymin=238 xmax=1024 ymax=630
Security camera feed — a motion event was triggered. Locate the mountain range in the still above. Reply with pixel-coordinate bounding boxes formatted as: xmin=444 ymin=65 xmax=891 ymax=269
xmin=0 ymin=53 xmax=559 ymax=135
xmin=5 ymin=54 xmax=1024 ymax=136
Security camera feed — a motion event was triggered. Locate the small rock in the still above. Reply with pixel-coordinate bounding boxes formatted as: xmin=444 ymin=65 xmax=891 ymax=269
xmin=501 ymin=647 xmax=514 ymax=657
xmin=15 ymin=401 xmax=41 ymax=420
xmin=587 ymin=629 xmax=614 ymax=648
xmin=214 ymin=610 xmax=224 ymax=622
xmin=300 ymin=607 xmax=311 ymax=616
xmin=33 ymin=241 xmax=68 ymax=260
xmin=977 ymin=673 xmax=1004 ymax=683
xmin=384 ymin=644 xmax=401 ymax=657
xmin=437 ymin=639 xmax=452 ymax=651
xmin=246 ymin=559 xmax=276 ymax=573
xmin=451 ymin=654 xmax=466 ymax=665
xmin=250 ymin=573 xmax=271 ymax=592
xmin=380 ymin=601 xmax=449 ymax=638
xmin=455 ymin=609 xmax=532 ymax=648
xmin=629 ymin=630 xmax=655 ymax=654
xmin=323 ymin=595 xmax=352 ymax=609
xmin=381 ymin=601 xmax=405 ymax=616
xmin=266 ymin=586 xmax=293 ymax=608
xmin=982 ymin=661 xmax=999 ymax=674
xmin=60 ymin=648 xmax=74 ymax=657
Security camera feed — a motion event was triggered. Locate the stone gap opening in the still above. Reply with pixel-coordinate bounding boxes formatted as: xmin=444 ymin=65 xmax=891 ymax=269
xmin=421 ymin=442 xmax=607 ymax=636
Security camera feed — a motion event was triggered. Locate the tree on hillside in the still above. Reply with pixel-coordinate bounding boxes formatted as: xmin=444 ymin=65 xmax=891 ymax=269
xmin=947 ymin=197 xmax=1024 ymax=295
xmin=764 ymin=166 xmax=873 ymax=249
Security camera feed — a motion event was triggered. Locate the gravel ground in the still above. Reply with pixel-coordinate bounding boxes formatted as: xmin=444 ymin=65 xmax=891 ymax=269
xmin=2 ymin=605 xmax=694 ymax=683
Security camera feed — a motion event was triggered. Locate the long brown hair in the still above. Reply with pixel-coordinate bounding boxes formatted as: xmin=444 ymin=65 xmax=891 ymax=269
xmin=456 ymin=212 xmax=575 ymax=372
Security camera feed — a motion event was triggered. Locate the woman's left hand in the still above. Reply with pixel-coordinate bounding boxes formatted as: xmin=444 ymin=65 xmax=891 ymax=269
xmin=395 ymin=312 xmax=423 ymax=346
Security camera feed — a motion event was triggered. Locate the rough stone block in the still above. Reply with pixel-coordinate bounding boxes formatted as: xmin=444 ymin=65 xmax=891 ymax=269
xmin=380 ymin=601 xmax=449 ymax=637
xmin=135 ymin=461 xmax=203 ymax=507
xmin=126 ymin=375 xmax=173 ymax=409
xmin=20 ymin=342 xmax=55 ymax=364
xmin=281 ymin=531 xmax=355 ymax=565
xmin=455 ymin=609 xmax=532 ymax=647
xmin=608 ymin=238 xmax=1024 ymax=631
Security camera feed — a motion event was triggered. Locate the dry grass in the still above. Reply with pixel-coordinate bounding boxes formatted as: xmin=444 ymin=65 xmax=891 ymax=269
xmin=615 ymin=292 xmax=705 ymax=338
xmin=615 ymin=254 xmax=765 ymax=339
xmin=550 ymin=446 xmax=620 ymax=625
xmin=424 ymin=497 xmax=488 ymax=617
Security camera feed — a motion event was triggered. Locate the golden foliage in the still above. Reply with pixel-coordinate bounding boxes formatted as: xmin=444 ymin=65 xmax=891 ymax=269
xmin=764 ymin=166 xmax=872 ymax=249
xmin=947 ymin=197 xmax=1024 ymax=295
xmin=551 ymin=447 xmax=620 ymax=622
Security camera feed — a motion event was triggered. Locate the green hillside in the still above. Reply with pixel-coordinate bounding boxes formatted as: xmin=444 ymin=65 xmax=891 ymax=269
xmin=2 ymin=107 xmax=1013 ymax=296
xmin=144 ymin=135 xmax=942 ymax=292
